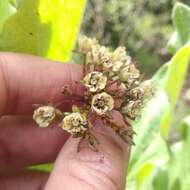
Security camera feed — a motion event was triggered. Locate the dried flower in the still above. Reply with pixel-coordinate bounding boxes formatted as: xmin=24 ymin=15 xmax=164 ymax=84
xmin=119 ymin=64 xmax=140 ymax=84
xmin=91 ymin=92 xmax=114 ymax=115
xmin=130 ymin=87 xmax=144 ymax=100
xmin=33 ymin=35 xmax=154 ymax=151
xmin=101 ymin=53 xmax=113 ymax=69
xmin=78 ymin=35 xmax=98 ymax=54
xmin=112 ymin=47 xmax=127 ymax=62
xmin=112 ymin=61 xmax=123 ymax=72
xmin=86 ymin=45 xmax=110 ymax=66
xmin=83 ymin=71 xmax=107 ymax=92
xmin=86 ymin=45 xmax=100 ymax=65
xmin=33 ymin=106 xmax=56 ymax=127
xmin=61 ymin=113 xmax=88 ymax=134
xmin=121 ymin=100 xmax=142 ymax=119
xmin=141 ymin=80 xmax=154 ymax=99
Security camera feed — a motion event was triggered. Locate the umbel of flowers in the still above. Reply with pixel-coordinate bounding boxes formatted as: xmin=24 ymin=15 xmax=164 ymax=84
xmin=33 ymin=36 xmax=154 ymax=151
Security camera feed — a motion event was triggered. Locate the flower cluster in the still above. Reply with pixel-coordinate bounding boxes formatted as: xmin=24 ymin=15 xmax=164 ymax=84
xmin=33 ymin=35 xmax=154 ymax=151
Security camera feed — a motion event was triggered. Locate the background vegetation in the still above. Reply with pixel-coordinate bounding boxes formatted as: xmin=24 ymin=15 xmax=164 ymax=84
xmin=0 ymin=0 xmax=190 ymax=190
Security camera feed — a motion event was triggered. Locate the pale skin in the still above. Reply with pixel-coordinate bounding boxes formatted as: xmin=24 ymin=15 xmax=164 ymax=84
xmin=0 ymin=53 xmax=130 ymax=190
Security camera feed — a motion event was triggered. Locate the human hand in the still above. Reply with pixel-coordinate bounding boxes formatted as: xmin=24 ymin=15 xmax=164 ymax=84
xmin=0 ymin=53 xmax=130 ymax=190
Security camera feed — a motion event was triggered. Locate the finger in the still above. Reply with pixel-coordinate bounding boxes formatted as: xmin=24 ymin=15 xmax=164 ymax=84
xmin=45 ymin=121 xmax=130 ymax=190
xmin=0 ymin=52 xmax=83 ymax=116
xmin=0 ymin=170 xmax=48 ymax=190
xmin=0 ymin=115 xmax=69 ymax=171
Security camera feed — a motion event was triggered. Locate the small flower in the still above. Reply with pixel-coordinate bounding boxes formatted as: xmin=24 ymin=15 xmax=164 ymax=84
xmin=78 ymin=35 xmax=98 ymax=54
xmin=61 ymin=113 xmax=88 ymax=134
xmin=130 ymin=87 xmax=144 ymax=100
xmin=121 ymin=100 xmax=142 ymax=119
xmin=140 ymin=80 xmax=154 ymax=99
xmin=83 ymin=71 xmax=107 ymax=92
xmin=112 ymin=61 xmax=123 ymax=72
xmin=91 ymin=92 xmax=114 ymax=115
xmin=119 ymin=64 xmax=140 ymax=84
xmin=86 ymin=44 xmax=112 ymax=67
xmin=112 ymin=47 xmax=131 ymax=62
xmin=33 ymin=106 xmax=56 ymax=127
xmin=101 ymin=53 xmax=113 ymax=69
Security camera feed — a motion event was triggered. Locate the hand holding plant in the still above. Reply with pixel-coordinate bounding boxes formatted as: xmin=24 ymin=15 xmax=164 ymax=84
xmin=0 ymin=53 xmax=130 ymax=189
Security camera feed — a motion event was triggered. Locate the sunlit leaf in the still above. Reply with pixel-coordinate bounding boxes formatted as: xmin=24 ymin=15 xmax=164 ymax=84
xmin=161 ymin=44 xmax=190 ymax=139
xmin=0 ymin=0 xmax=17 ymax=32
xmin=0 ymin=0 xmax=86 ymax=61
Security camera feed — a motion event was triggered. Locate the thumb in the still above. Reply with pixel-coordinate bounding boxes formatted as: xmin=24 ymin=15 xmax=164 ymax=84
xmin=45 ymin=120 xmax=130 ymax=190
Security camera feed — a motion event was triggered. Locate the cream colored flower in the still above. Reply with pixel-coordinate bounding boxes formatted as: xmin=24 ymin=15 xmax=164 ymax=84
xmin=101 ymin=53 xmax=113 ymax=69
xmin=83 ymin=71 xmax=107 ymax=92
xmin=112 ymin=47 xmax=131 ymax=62
xmin=119 ymin=64 xmax=140 ymax=83
xmin=121 ymin=100 xmax=142 ymax=119
xmin=141 ymin=80 xmax=154 ymax=99
xmin=91 ymin=92 xmax=114 ymax=115
xmin=112 ymin=61 xmax=123 ymax=72
xmin=61 ymin=113 xmax=88 ymax=134
xmin=86 ymin=44 xmax=112 ymax=67
xmin=85 ymin=45 xmax=100 ymax=65
xmin=130 ymin=86 xmax=144 ymax=100
xmin=33 ymin=106 xmax=56 ymax=127
xmin=78 ymin=35 xmax=98 ymax=54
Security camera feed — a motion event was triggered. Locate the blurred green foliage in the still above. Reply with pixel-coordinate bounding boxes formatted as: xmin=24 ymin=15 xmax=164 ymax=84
xmin=127 ymin=44 xmax=190 ymax=190
xmin=82 ymin=0 xmax=174 ymax=75
xmin=82 ymin=0 xmax=190 ymax=76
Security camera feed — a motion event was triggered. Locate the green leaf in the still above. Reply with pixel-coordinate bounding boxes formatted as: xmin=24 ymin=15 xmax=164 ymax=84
xmin=135 ymin=162 xmax=155 ymax=190
xmin=0 ymin=0 xmax=86 ymax=61
xmin=152 ymin=168 xmax=169 ymax=190
xmin=136 ymin=162 xmax=155 ymax=189
xmin=160 ymin=44 xmax=190 ymax=139
xmin=127 ymin=134 xmax=169 ymax=190
xmin=0 ymin=0 xmax=17 ymax=32
xmin=167 ymin=3 xmax=190 ymax=54
xmin=167 ymin=118 xmax=190 ymax=189
xmin=129 ymin=91 xmax=169 ymax=167
xmin=180 ymin=115 xmax=190 ymax=139
xmin=127 ymin=44 xmax=190 ymax=190
xmin=165 ymin=45 xmax=190 ymax=106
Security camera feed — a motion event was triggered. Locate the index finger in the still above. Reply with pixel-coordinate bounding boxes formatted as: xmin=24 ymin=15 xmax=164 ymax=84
xmin=0 ymin=52 xmax=83 ymax=116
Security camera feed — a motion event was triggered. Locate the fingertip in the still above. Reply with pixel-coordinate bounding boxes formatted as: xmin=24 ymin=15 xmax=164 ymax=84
xmin=45 ymin=122 xmax=130 ymax=190
xmin=0 ymin=53 xmax=83 ymax=115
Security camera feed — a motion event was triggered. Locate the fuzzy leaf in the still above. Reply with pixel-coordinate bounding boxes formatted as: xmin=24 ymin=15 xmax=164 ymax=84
xmin=127 ymin=44 xmax=190 ymax=190
xmin=160 ymin=44 xmax=190 ymax=139
xmin=167 ymin=3 xmax=190 ymax=54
